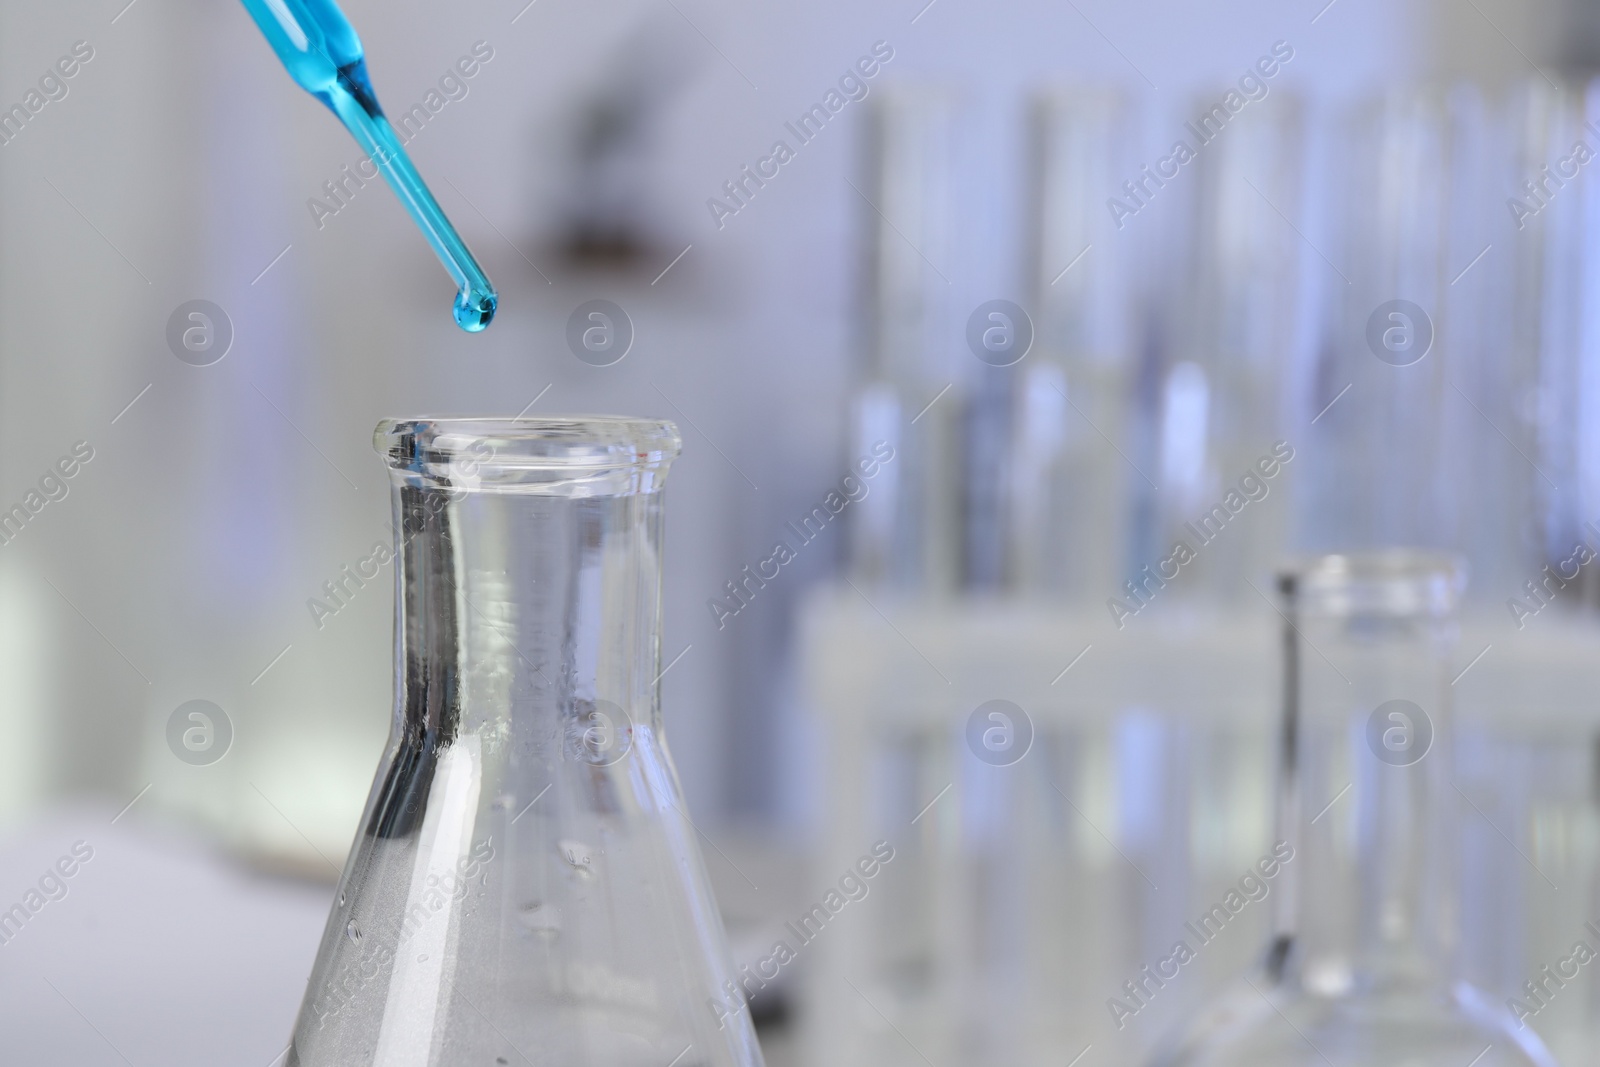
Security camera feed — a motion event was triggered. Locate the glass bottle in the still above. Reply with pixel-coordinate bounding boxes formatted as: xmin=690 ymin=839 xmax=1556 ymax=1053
xmin=287 ymin=417 xmax=765 ymax=1067
xmin=1147 ymin=552 xmax=1558 ymax=1067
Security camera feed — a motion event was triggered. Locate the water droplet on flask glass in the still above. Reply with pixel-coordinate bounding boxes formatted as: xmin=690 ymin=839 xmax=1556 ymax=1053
xmin=346 ymin=920 xmax=362 ymax=944
xmin=516 ymin=900 xmax=562 ymax=936
xmin=559 ymin=839 xmax=594 ymax=876
xmin=338 ymin=891 xmax=346 ymax=907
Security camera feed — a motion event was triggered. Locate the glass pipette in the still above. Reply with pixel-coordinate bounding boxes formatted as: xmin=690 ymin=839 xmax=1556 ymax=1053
xmin=239 ymin=0 xmax=498 ymax=332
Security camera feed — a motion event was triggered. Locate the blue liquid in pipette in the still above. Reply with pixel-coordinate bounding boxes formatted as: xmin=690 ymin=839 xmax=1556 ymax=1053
xmin=239 ymin=0 xmax=497 ymax=332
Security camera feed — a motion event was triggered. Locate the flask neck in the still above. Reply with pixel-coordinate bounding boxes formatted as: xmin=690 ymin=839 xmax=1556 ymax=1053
xmin=391 ymin=480 xmax=668 ymax=755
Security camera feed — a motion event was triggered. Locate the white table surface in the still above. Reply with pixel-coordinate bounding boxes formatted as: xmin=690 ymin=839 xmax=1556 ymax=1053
xmin=0 ymin=805 xmax=330 ymax=1065
xmin=0 ymin=804 xmax=802 ymax=1067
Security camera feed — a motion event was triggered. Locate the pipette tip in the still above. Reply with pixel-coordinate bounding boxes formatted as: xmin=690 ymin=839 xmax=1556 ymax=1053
xmin=453 ymin=288 xmax=498 ymax=333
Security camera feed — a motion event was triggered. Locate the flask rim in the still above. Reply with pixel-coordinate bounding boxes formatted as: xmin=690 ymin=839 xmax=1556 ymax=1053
xmin=375 ymin=416 xmax=681 ymax=491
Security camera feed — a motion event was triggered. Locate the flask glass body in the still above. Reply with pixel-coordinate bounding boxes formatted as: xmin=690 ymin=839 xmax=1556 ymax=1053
xmin=1149 ymin=551 xmax=1557 ymax=1067
xmin=287 ymin=417 xmax=765 ymax=1067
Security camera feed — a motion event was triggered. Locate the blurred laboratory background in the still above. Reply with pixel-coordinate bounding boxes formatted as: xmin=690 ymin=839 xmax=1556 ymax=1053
xmin=3 ymin=0 xmax=1600 ymax=1063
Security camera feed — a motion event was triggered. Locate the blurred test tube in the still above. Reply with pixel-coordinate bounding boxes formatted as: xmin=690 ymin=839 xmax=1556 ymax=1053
xmin=848 ymin=89 xmax=962 ymax=595
xmin=1006 ymin=89 xmax=1134 ymax=603
xmin=1487 ymin=79 xmax=1600 ymax=608
xmin=1301 ymin=91 xmax=1464 ymax=555
xmin=1155 ymin=90 xmax=1303 ymax=603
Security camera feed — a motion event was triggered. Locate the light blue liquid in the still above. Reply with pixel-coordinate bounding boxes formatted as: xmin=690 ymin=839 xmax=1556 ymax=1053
xmin=240 ymin=0 xmax=497 ymax=332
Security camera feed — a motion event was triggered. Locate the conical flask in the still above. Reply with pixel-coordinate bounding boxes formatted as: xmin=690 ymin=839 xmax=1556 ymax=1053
xmin=1147 ymin=552 xmax=1558 ymax=1067
xmin=287 ymin=417 xmax=766 ymax=1067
